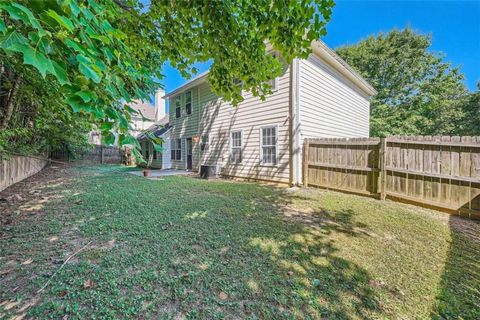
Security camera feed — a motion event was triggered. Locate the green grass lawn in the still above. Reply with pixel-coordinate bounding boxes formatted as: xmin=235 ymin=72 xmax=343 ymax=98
xmin=1 ymin=165 xmax=479 ymax=319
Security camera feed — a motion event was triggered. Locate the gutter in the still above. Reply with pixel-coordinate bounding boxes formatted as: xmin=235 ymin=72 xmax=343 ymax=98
xmin=163 ymin=71 xmax=210 ymax=99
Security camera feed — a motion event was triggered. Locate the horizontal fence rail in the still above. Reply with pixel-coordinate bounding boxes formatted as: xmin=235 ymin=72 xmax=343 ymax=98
xmin=303 ymin=136 xmax=480 ymax=219
xmin=50 ymin=145 xmax=124 ymax=164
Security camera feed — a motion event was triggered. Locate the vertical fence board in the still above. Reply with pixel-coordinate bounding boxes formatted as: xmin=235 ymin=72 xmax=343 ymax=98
xmin=303 ymin=136 xmax=480 ymax=219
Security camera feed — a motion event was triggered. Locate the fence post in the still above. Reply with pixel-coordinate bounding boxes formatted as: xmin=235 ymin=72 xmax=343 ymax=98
xmin=379 ymin=137 xmax=387 ymax=200
xmin=302 ymin=139 xmax=309 ymax=187
xmin=100 ymin=145 xmax=104 ymax=164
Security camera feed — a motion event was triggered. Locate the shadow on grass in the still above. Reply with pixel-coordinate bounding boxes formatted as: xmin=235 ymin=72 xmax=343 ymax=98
xmin=2 ymin=167 xmax=381 ymax=318
xmin=431 ymin=216 xmax=480 ymax=319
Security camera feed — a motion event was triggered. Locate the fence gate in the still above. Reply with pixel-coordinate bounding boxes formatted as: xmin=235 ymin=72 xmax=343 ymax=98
xmin=303 ymin=136 xmax=480 ymax=219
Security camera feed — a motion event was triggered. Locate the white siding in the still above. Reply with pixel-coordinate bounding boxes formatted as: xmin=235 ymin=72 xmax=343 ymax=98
xmin=299 ymin=54 xmax=370 ymax=139
xmin=161 ymin=130 xmax=171 ymax=169
xmin=198 ymin=65 xmax=291 ymax=183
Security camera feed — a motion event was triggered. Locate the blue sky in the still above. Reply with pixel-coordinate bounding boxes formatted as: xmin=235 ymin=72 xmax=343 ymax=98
xmin=161 ymin=0 xmax=480 ymax=96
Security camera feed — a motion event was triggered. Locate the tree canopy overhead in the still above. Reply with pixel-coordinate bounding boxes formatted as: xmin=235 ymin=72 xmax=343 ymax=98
xmin=0 ymin=0 xmax=335 ymax=156
xmin=336 ymin=28 xmax=473 ymax=137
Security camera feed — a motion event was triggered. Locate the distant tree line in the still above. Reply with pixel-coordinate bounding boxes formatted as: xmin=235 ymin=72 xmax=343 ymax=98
xmin=336 ymin=28 xmax=479 ymax=137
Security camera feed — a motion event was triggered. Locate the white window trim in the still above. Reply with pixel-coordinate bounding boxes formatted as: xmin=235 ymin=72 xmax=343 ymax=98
xmin=185 ymin=90 xmax=192 ymax=116
xmin=171 ymin=138 xmax=182 ymax=161
xmin=230 ymin=129 xmax=243 ymax=164
xmin=174 ymin=95 xmax=182 ymax=118
xmin=259 ymin=125 xmax=279 ymax=167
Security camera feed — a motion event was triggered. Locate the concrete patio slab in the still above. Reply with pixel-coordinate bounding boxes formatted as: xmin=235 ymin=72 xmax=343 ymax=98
xmin=128 ymin=169 xmax=193 ymax=178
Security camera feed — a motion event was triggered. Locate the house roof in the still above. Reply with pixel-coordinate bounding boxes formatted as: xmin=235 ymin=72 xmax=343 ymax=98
xmin=128 ymin=99 xmax=157 ymax=120
xmin=164 ymin=40 xmax=377 ymax=98
xmin=137 ymin=115 xmax=171 ymax=141
xmin=163 ymin=70 xmax=209 ymax=99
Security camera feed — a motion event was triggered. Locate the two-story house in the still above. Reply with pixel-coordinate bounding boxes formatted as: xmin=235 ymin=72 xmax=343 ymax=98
xmin=164 ymin=40 xmax=376 ymax=185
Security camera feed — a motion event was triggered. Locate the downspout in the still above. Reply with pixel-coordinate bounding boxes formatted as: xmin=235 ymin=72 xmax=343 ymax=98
xmin=288 ymin=59 xmax=300 ymax=186
xmin=294 ymin=59 xmax=302 ymax=185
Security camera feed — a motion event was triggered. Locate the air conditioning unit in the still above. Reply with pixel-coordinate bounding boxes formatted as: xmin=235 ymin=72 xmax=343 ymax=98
xmin=200 ymin=165 xmax=221 ymax=179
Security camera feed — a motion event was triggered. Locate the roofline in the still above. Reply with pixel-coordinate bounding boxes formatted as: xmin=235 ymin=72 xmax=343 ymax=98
xmin=137 ymin=126 xmax=171 ymax=141
xmin=164 ymin=40 xmax=377 ymax=99
xmin=163 ymin=71 xmax=209 ymax=98
xmin=311 ymin=40 xmax=377 ymax=96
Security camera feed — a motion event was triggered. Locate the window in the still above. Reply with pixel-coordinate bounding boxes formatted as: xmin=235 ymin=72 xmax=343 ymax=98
xmin=200 ymin=135 xmax=209 ymax=151
xmin=171 ymin=139 xmax=182 ymax=161
xmin=175 ymin=96 xmax=181 ymax=118
xmin=260 ymin=126 xmax=277 ymax=165
xmin=230 ymin=131 xmax=242 ymax=163
xmin=185 ymin=90 xmax=192 ymax=115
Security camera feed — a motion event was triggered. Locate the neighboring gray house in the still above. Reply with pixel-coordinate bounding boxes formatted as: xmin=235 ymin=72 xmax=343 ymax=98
xmin=136 ymin=89 xmax=171 ymax=169
xmin=164 ymin=40 xmax=376 ymax=185
xmin=137 ymin=116 xmax=170 ymax=169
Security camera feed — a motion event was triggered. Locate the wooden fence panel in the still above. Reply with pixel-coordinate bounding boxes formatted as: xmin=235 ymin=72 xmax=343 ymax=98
xmin=50 ymin=145 xmax=124 ymax=164
xmin=303 ymin=137 xmax=381 ymax=196
xmin=303 ymin=136 xmax=480 ymax=219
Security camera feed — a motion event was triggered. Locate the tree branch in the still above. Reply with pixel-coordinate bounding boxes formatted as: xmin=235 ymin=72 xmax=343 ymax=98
xmin=0 ymin=74 xmax=21 ymax=130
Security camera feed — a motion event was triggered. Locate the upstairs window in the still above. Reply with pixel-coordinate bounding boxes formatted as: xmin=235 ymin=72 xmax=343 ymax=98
xmin=230 ymin=131 xmax=242 ymax=163
xmin=175 ymin=96 xmax=181 ymax=118
xmin=171 ymin=139 xmax=182 ymax=161
xmin=260 ymin=126 xmax=277 ymax=165
xmin=185 ymin=90 xmax=192 ymax=115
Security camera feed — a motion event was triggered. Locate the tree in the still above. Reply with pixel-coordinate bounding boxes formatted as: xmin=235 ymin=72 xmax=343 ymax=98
xmin=456 ymin=82 xmax=480 ymax=135
xmin=336 ymin=28 xmax=470 ymax=137
xmin=0 ymin=0 xmax=335 ymax=156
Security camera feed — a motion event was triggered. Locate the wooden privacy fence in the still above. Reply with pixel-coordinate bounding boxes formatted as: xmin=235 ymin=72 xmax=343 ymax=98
xmin=50 ymin=145 xmax=124 ymax=164
xmin=303 ymin=136 xmax=480 ymax=219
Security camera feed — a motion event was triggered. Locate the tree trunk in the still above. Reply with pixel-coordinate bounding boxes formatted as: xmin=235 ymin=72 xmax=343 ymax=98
xmin=0 ymin=74 xmax=21 ymax=130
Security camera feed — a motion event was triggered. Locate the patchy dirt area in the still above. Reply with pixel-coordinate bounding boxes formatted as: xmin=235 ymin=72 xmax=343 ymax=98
xmin=0 ymin=164 xmax=94 ymax=320
xmin=0 ymin=164 xmax=73 ymax=226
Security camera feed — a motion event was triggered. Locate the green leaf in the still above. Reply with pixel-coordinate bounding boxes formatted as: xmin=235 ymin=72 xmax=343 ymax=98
xmin=103 ymin=131 xmax=115 ymax=145
xmin=0 ymin=21 xmax=6 ymax=34
xmin=76 ymin=54 xmax=92 ymax=64
xmin=69 ymin=0 xmax=81 ymax=17
xmin=100 ymin=122 xmax=113 ymax=131
xmin=119 ymin=115 xmax=129 ymax=130
xmin=105 ymin=107 xmax=119 ymax=120
xmin=122 ymin=135 xmax=139 ymax=147
xmin=76 ymin=90 xmax=96 ymax=102
xmin=65 ymin=39 xmax=87 ymax=54
xmin=51 ymin=60 xmax=70 ymax=85
xmin=47 ymin=10 xmax=74 ymax=32
xmin=0 ymin=31 xmax=29 ymax=52
xmin=153 ymin=143 xmax=164 ymax=152
xmin=23 ymin=46 xmax=54 ymax=78
xmin=66 ymin=96 xmax=91 ymax=113
xmin=79 ymin=62 xmax=102 ymax=83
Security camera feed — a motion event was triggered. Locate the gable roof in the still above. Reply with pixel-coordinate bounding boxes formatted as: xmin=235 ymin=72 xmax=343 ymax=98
xmin=137 ymin=115 xmax=171 ymax=141
xmin=164 ymin=40 xmax=376 ymax=98
xmin=128 ymin=99 xmax=157 ymax=120
xmin=164 ymin=71 xmax=209 ymax=99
